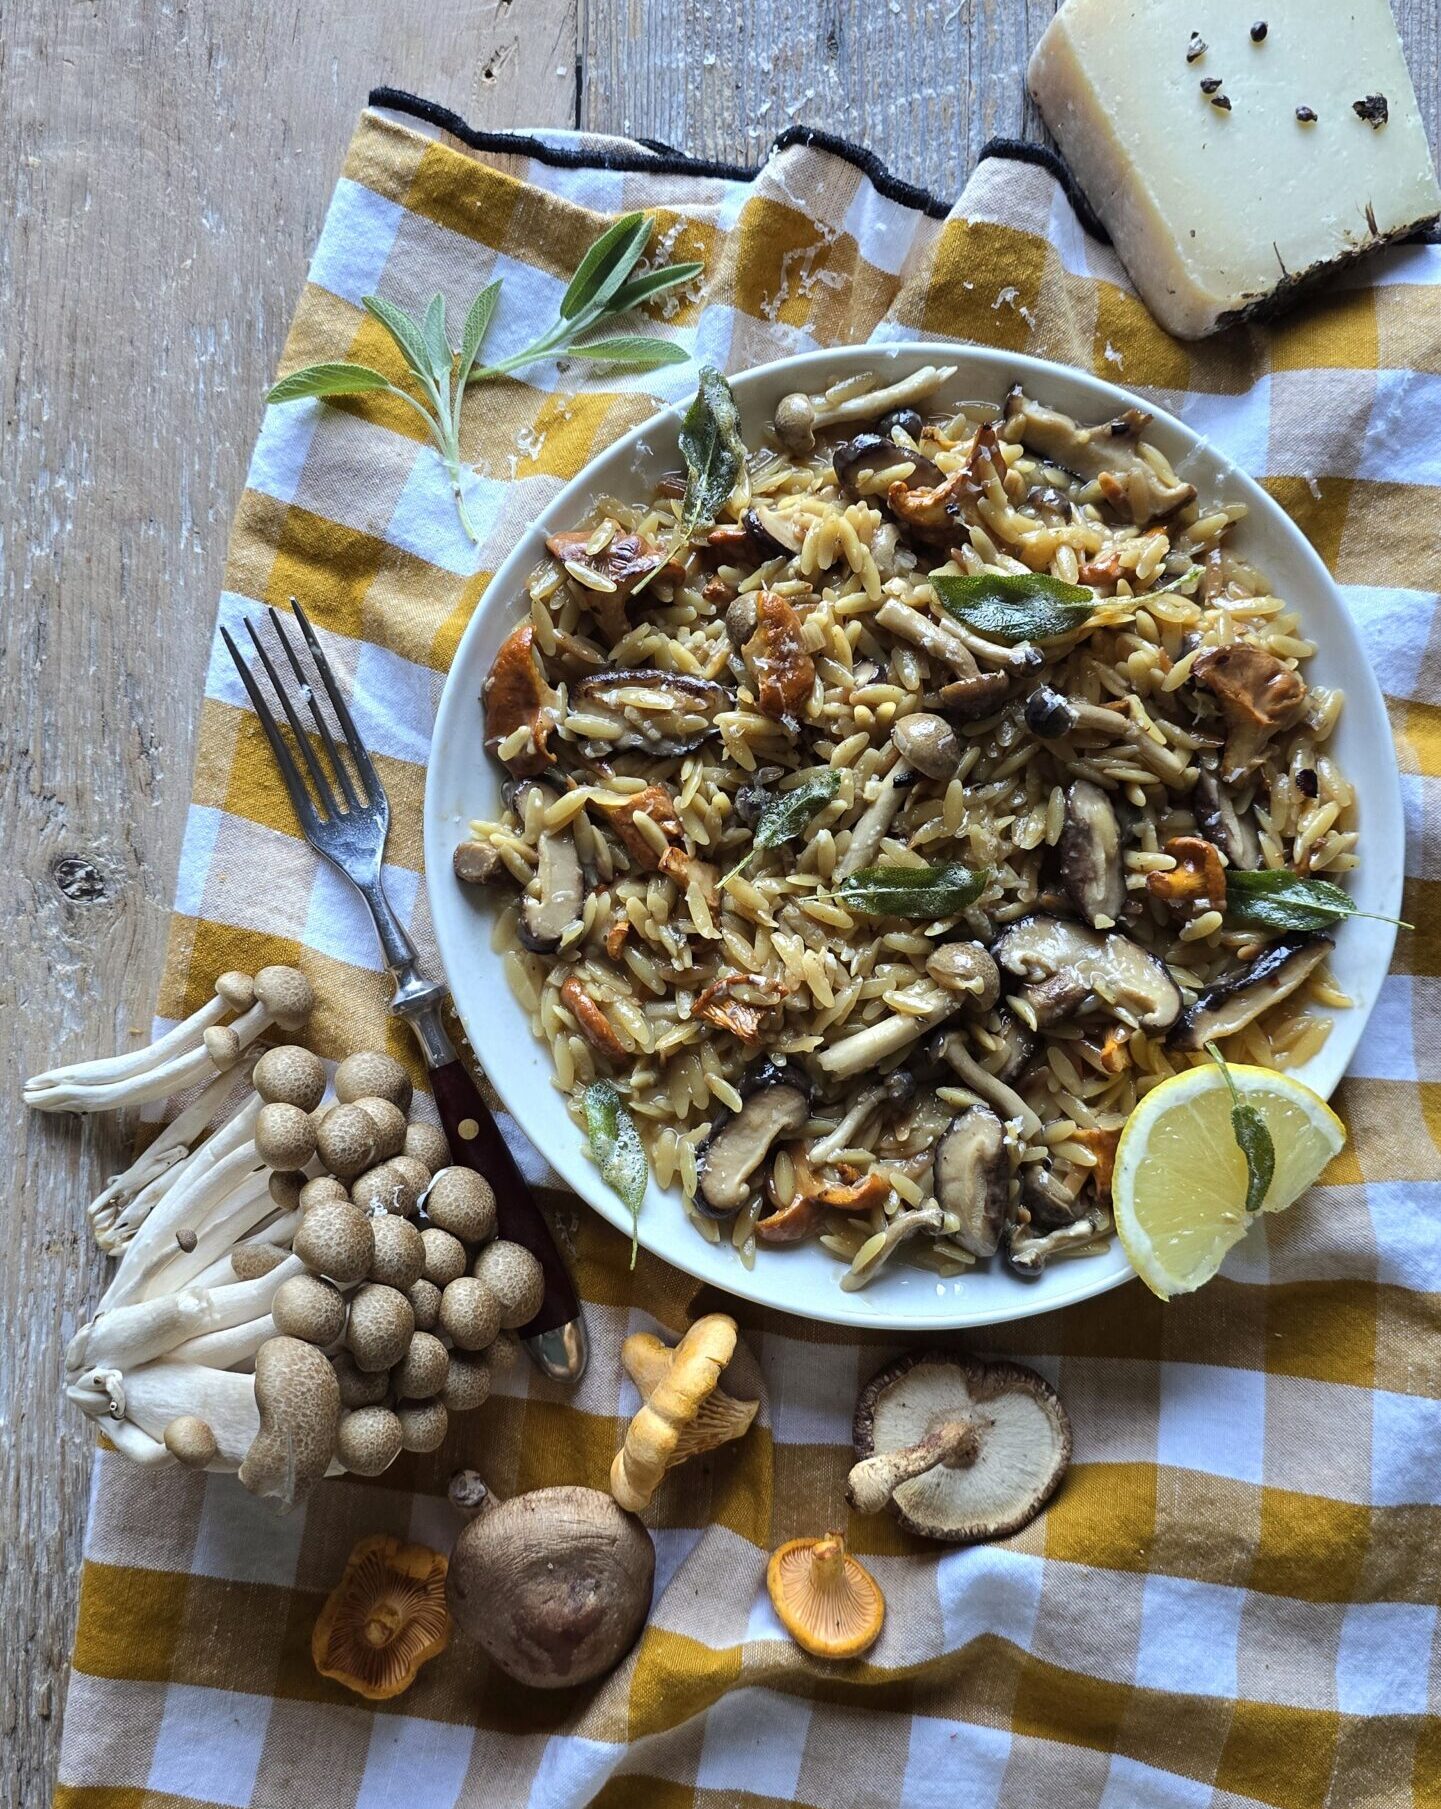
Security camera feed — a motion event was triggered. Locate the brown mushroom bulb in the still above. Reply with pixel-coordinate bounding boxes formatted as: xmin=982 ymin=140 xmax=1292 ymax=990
xmin=393 ymin=1331 xmax=450 ymax=1402
xmin=336 ymin=1406 xmax=404 ymax=1478
xmin=231 ymin=1242 xmax=289 ymax=1282
xmin=403 ymin=1120 xmax=451 ymax=1175
xmin=346 ymin=1283 xmax=416 ymax=1374
xmin=439 ymin=1277 xmax=501 ymax=1352
xmin=239 ymin=1335 xmax=340 ymax=1511
xmin=891 ymin=711 xmax=962 ymax=780
xmin=407 ymin=1278 xmax=442 ymax=1334
xmin=294 ymin=1201 xmax=374 ymax=1287
xmin=332 ymin=1352 xmax=390 ymax=1410
xmin=469 ymin=1240 xmax=544 ymax=1330
xmin=388 ymin=1155 xmax=433 ymax=1198
xmin=925 ymin=941 xmax=1002 ymax=1009
xmin=268 ymin=1170 xmax=305 ymax=1212
xmin=164 ymin=1414 xmax=218 ymax=1469
xmin=446 ymin=1475 xmax=655 ymax=1689
xmin=300 ymin=1175 xmax=351 ymax=1212
xmin=253 ymin=964 xmax=316 ymax=1030
xmin=272 ymin=1273 xmax=348 ymax=1347
xmin=368 ymin=1215 xmax=426 ymax=1291
xmin=352 ymin=1160 xmax=421 ymax=1219
xmin=420 ymin=1226 xmax=468 ymax=1289
xmin=255 ymin=1101 xmax=319 ymax=1172
xmin=487 ymin=1328 xmax=523 ymax=1375
xmin=334 ymin=1050 xmax=413 ymax=1114
xmin=848 ymin=1351 xmax=1070 ymax=1543
xmin=312 ymin=1535 xmax=450 ymax=1699
xmin=316 ymin=1103 xmax=381 ymax=1181
xmin=253 ymin=1044 xmax=327 ymax=1113
xmin=397 ymin=1399 xmax=450 ymax=1453
xmin=441 ymin=1352 xmax=493 ymax=1415
xmin=424 ymin=1167 xmax=498 ymax=1245
xmin=351 ymin=1095 xmax=408 ymax=1162
xmin=214 ymin=970 xmax=257 ymax=1011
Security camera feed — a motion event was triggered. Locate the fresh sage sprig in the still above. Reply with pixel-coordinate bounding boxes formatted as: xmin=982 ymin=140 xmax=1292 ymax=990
xmin=724 ymin=770 xmax=843 ymax=883
xmin=834 ymin=862 xmax=990 ymax=918
xmin=932 ymin=572 xmax=1096 ymax=644
xmin=583 ymin=1079 xmax=650 ymax=1268
xmin=267 ymin=210 xmax=701 ymax=542
xmin=1225 ymin=869 xmax=1411 ymax=935
xmin=1206 ymin=1042 xmax=1275 ymax=1214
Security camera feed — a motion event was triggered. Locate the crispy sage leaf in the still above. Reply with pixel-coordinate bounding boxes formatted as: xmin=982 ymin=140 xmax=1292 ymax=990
xmin=583 ymin=1079 xmax=650 ymax=1266
xmin=267 ymin=362 xmax=393 ymax=405
xmin=932 ymin=572 xmax=1095 ymax=644
xmin=725 ymin=769 xmax=843 ymax=881
xmin=836 ymin=862 xmax=990 ymax=918
xmin=1207 ymin=1042 xmax=1275 ymax=1213
xmin=678 ymin=365 xmax=747 ymax=538
xmin=1225 ymin=869 xmax=1409 ymax=934
xmin=561 ymin=210 xmax=653 ymax=320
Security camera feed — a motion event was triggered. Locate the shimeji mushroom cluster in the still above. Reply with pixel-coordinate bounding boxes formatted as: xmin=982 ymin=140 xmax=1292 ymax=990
xmin=32 ymin=966 xmax=545 ymax=1509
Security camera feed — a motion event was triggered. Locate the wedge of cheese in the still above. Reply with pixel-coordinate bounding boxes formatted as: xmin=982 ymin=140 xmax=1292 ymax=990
xmin=1029 ymin=0 xmax=1441 ymax=338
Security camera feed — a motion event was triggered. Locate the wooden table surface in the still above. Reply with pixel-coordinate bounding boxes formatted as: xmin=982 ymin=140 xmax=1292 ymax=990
xmin=4 ymin=3 xmax=1437 ymax=1800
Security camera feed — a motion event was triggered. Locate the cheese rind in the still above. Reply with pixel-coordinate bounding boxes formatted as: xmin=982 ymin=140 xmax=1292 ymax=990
xmin=1029 ymin=0 xmax=1441 ymax=339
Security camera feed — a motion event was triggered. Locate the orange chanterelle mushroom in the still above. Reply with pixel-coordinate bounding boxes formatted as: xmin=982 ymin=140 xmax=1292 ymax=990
xmin=766 ymin=1532 xmax=885 ymax=1658
xmin=743 ymin=590 xmax=815 ymax=725
xmin=312 ymin=1535 xmax=451 ymax=1700
xmin=482 ymin=622 xmax=561 ymax=777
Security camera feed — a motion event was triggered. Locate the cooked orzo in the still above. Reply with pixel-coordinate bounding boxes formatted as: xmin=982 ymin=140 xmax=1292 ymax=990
xmin=458 ymin=364 xmax=1356 ymax=1291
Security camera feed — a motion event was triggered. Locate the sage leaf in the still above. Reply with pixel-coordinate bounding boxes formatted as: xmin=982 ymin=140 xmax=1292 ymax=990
xmin=609 ymin=260 xmax=705 ymax=313
xmin=362 ymin=295 xmax=436 ymax=391
xmin=457 ymin=281 xmax=501 ymax=390
xmin=421 ymin=293 xmax=451 ymax=384
xmin=725 ymin=769 xmax=843 ymax=881
xmin=267 ymin=362 xmax=393 ymax=404
xmin=1206 ymin=1042 xmax=1275 ymax=1213
xmin=561 ymin=210 xmax=653 ymax=320
xmin=677 ymin=364 xmax=746 ymax=536
xmin=1225 ymin=869 xmax=1410 ymax=934
xmin=569 ymin=335 xmax=691 ymax=371
xmin=583 ymin=1079 xmax=650 ymax=1266
xmin=933 ymin=572 xmax=1095 ymax=644
xmin=836 ymin=862 xmax=990 ymax=919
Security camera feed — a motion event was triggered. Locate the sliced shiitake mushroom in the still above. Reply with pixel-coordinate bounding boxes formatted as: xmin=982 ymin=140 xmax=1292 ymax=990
xmin=513 ymin=784 xmax=584 ymax=954
xmin=1059 ymin=780 xmax=1124 ymax=928
xmin=696 ymin=1061 xmax=810 ymax=1218
xmin=833 ymin=432 xmax=946 ymax=500
xmin=992 ymin=914 xmax=1182 ymax=1033
xmin=569 ymin=669 xmax=729 ymax=758
xmin=1168 ymin=933 xmax=1331 ymax=1051
xmin=934 ymin=1107 xmax=1009 ymax=1258
xmin=1001 ymin=388 xmax=1195 ymax=525
xmin=1194 ymin=769 xmax=1261 ymax=871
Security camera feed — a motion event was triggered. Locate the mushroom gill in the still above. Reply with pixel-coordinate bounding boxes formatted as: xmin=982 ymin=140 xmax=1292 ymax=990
xmin=766 ymin=1532 xmax=885 ymax=1659
xmin=311 ymin=1535 xmax=451 ymax=1700
xmin=609 ymin=1313 xmax=759 ymax=1510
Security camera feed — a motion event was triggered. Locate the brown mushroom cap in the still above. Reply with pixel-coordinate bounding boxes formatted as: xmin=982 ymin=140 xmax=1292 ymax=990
xmin=352 ymin=1160 xmax=421 ymax=1219
xmin=397 ymin=1399 xmax=449 ymax=1453
xmin=214 ymin=970 xmax=256 ymax=1011
xmin=351 ymin=1095 xmax=408 ymax=1162
xmin=441 ymin=1352 xmax=493 ymax=1414
xmin=446 ymin=1482 xmax=655 ymax=1688
xmin=256 ymin=1101 xmax=319 ymax=1172
xmin=368 ymin=1215 xmax=426 ymax=1291
xmin=253 ymin=964 xmax=316 ymax=1030
xmin=849 ymin=1351 xmax=1070 ymax=1543
xmin=388 ymin=1154 xmax=433 ymax=1198
xmin=300 ymin=1175 xmax=351 ymax=1212
xmin=253 ymin=1044 xmax=327 ymax=1112
xmin=407 ymin=1278 xmax=442 ymax=1333
xmin=316 ymin=1103 xmax=381 ymax=1180
xmin=403 ymin=1121 xmax=451 ymax=1174
xmin=336 ymin=1406 xmax=404 ymax=1478
xmin=272 ymin=1273 xmax=348 ymax=1346
xmin=469 ymin=1240 xmax=544 ymax=1330
xmin=240 ymin=1335 xmax=340 ymax=1510
xmin=486 ymin=1328 xmax=523 ymax=1374
xmin=332 ymin=1352 xmax=390 ymax=1410
xmin=231 ymin=1242 xmax=289 ymax=1282
xmin=164 ymin=1414 xmax=218 ymax=1468
xmin=424 ymin=1168 xmax=497 ymax=1245
xmin=268 ymin=1170 xmax=306 ymax=1212
xmin=203 ymin=1024 xmax=243 ymax=1071
xmin=439 ymin=1277 xmax=501 ymax=1352
xmin=393 ymin=1331 xmax=449 ymax=1401
xmin=312 ymin=1535 xmax=450 ymax=1699
xmin=294 ymin=1201 xmax=374 ymax=1286
xmin=346 ymin=1283 xmax=416 ymax=1374
xmin=334 ymin=1051 xmax=413 ymax=1114
xmin=420 ymin=1227 xmax=468 ymax=1289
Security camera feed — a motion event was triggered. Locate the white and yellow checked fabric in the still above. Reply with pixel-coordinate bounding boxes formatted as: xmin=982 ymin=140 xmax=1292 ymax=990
xmin=55 ymin=93 xmax=1441 ymax=1809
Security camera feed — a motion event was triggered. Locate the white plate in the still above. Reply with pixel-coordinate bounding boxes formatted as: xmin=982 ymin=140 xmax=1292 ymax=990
xmin=424 ymin=344 xmax=1403 ymax=1332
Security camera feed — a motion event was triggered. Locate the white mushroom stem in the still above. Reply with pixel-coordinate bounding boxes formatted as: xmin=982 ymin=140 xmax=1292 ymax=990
xmin=187 ymin=1210 xmax=302 ymax=1292
xmin=24 ymin=994 xmax=232 ymax=1110
xmin=103 ymin=1418 xmax=176 ymax=1467
xmin=88 ymin=1059 xmax=259 ymax=1245
xmin=99 ymin=1144 xmax=269 ymax=1311
xmin=808 ymin=1083 xmax=889 ymax=1165
xmin=163 ymin=1313 xmax=278 ymax=1370
xmin=836 ymin=763 xmax=911 ymax=879
xmin=847 ymin=1418 xmax=981 ymax=1513
xmin=876 ymin=599 xmax=983 ymax=677
xmin=96 ymin=1089 xmax=263 ymax=1253
xmin=797 ymin=365 xmax=957 ymax=435
xmin=933 ymin=1033 xmax=1044 ymax=1140
xmin=841 ymin=1204 xmax=945 ymax=1291
xmin=68 ymin=1363 xmax=262 ymax=1466
xmin=69 ymin=1259 xmax=305 ymax=1377
xmin=818 ymin=989 xmax=954 ymax=1080
xmin=134 ymin=1169 xmax=276 ymax=1305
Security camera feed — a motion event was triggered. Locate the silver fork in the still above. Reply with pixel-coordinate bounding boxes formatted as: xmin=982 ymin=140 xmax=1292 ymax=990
xmin=222 ymin=600 xmax=586 ymax=1382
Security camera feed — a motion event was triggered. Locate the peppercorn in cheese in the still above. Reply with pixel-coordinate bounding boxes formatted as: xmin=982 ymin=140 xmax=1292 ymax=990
xmin=1029 ymin=0 xmax=1440 ymax=338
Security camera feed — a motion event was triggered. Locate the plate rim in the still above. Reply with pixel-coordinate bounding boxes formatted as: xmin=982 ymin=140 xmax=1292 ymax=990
xmin=423 ymin=340 xmax=1403 ymax=1332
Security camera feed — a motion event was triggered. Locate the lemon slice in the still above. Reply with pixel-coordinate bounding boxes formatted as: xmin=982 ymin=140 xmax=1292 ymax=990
xmin=1112 ymin=1063 xmax=1346 ymax=1299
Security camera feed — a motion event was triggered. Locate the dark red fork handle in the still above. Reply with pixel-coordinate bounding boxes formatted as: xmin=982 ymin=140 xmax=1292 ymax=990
xmin=429 ymin=1057 xmax=581 ymax=1337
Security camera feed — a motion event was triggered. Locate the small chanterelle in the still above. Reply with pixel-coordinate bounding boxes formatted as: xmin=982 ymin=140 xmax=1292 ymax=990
xmin=1029 ymin=0 xmax=1441 ymax=337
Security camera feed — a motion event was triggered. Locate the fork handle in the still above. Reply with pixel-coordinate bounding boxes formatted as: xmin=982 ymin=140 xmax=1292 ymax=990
xmin=428 ymin=1056 xmax=586 ymax=1351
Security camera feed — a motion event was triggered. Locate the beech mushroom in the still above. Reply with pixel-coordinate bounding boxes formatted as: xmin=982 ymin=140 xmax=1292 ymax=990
xmin=253 ymin=1045 xmax=327 ymax=1112
xmin=766 ymin=1533 xmax=884 ymax=1659
xmin=367 ymin=1216 xmax=425 ymax=1291
xmin=397 ymin=1399 xmax=449 ymax=1453
xmin=255 ymin=1101 xmax=318 ymax=1172
xmin=1008 ymin=1207 xmax=1111 ymax=1275
xmin=848 ymin=1352 xmax=1070 ymax=1542
xmin=442 ymin=1352 xmax=493 ymax=1414
xmin=925 ymin=942 xmax=1001 ymax=1008
xmin=335 ymin=1050 xmax=413 ymax=1114
xmin=439 ymin=1276 xmax=501 ymax=1351
xmin=312 ymin=1535 xmax=450 ymax=1699
xmin=610 ymin=1314 xmax=759 ymax=1511
xmin=333 ymin=1352 xmax=390 ymax=1410
xmin=300 ymin=1175 xmax=350 ymax=1211
xmin=407 ymin=1278 xmax=442 ymax=1334
xmin=1024 ymin=687 xmax=1193 ymax=787
xmin=453 ymin=838 xmax=506 ymax=886
xmin=394 ymin=1331 xmax=450 ymax=1401
xmin=891 ymin=711 xmax=962 ymax=780
xmin=403 ymin=1120 xmax=450 ymax=1173
xmin=352 ymin=1160 xmax=421 ymax=1219
xmin=470 ymin=1240 xmax=545 ymax=1331
xmin=336 ymin=1407 xmax=405 ymax=1478
xmin=389 ymin=1154 xmax=432 ymax=1198
xmin=316 ymin=1103 xmax=381 ymax=1181
xmin=1001 ymin=388 xmax=1195 ymax=525
xmin=841 ymin=1204 xmax=945 ymax=1290
xmin=346 ymin=1283 xmax=415 ymax=1374
xmin=446 ymin=1473 xmax=655 ymax=1688
xmin=772 ymin=363 xmax=956 ymax=455
xmin=421 ymin=1228 xmax=468 ymax=1289
xmin=272 ymin=1273 xmax=347 ymax=1346
xmin=164 ymin=1414 xmax=218 ymax=1469
xmin=239 ymin=1335 xmax=341 ymax=1510
xmin=352 ymin=1096 xmax=407 ymax=1161
xmin=425 ymin=1168 xmax=498 ymax=1245
xmin=874 ymin=598 xmax=1018 ymax=704
xmin=293 ymin=1201 xmax=374 ymax=1286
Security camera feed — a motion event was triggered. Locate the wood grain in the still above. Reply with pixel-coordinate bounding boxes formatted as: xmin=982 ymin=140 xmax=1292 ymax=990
xmin=1 ymin=3 xmax=1435 ymax=1803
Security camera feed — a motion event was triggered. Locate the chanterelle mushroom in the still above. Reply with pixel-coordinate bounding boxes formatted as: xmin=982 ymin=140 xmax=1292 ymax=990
xmin=1192 ymin=642 xmax=1307 ymax=784
xmin=312 ymin=1535 xmax=451 ymax=1700
xmin=848 ymin=1351 xmax=1071 ymax=1542
xmin=1002 ymin=388 xmax=1195 ymax=526
xmin=610 ymin=1313 xmax=758 ymax=1511
xmin=483 ymin=622 xmax=561 ymax=777
xmin=446 ymin=1472 xmax=654 ymax=1688
xmin=766 ymin=1532 xmax=885 ymax=1659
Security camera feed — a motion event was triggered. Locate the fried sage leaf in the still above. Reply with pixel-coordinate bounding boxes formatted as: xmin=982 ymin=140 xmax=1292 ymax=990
xmin=725 ymin=769 xmax=843 ymax=882
xmin=932 ymin=572 xmax=1095 ymax=644
xmin=678 ymin=364 xmax=746 ymax=534
xmin=1206 ymin=1042 xmax=1275 ymax=1213
xmin=583 ymin=1080 xmax=650 ymax=1266
xmin=836 ymin=862 xmax=989 ymax=918
xmin=1225 ymin=869 xmax=1408 ymax=934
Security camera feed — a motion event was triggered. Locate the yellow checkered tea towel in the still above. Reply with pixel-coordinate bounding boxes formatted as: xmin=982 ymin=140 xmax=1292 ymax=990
xmin=54 ymin=90 xmax=1441 ymax=1809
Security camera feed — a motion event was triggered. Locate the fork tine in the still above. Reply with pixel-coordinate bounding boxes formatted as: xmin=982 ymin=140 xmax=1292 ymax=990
xmin=221 ymin=626 xmax=322 ymax=835
xmin=267 ymin=606 xmax=361 ymax=811
xmin=289 ymin=600 xmax=385 ymax=809
xmin=243 ymin=618 xmax=340 ymax=821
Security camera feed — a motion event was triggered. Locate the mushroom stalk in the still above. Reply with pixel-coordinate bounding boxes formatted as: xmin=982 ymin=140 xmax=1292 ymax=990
xmin=104 ymin=1418 xmax=176 ymax=1467
xmin=841 ymin=1203 xmax=945 ymax=1291
xmin=101 ymin=1095 xmax=263 ymax=1254
xmin=847 ymin=1418 xmax=980 ymax=1512
xmin=808 ymin=1083 xmax=888 ymax=1165
xmin=817 ymin=989 xmax=954 ymax=1080
xmin=774 ymin=364 xmax=957 ymax=453
xmin=836 ymin=763 xmax=911 ymax=879
xmin=163 ymin=1313 xmax=278 ymax=1370
xmin=24 ymin=993 xmax=232 ymax=1110
xmin=99 ymin=1144 xmax=270 ymax=1311
xmin=875 ymin=598 xmax=983 ymax=677
xmin=1026 ymin=688 xmax=1192 ymax=786
xmin=68 ymin=1362 xmax=263 ymax=1466
xmin=932 ymin=1031 xmax=1044 ymax=1140
xmin=69 ymin=1258 xmax=305 ymax=1377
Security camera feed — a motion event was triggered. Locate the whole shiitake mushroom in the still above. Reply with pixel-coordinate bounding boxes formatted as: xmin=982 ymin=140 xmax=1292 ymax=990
xmin=446 ymin=1473 xmax=654 ymax=1689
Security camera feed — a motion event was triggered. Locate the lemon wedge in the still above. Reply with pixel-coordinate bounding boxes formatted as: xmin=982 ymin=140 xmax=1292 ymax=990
xmin=1112 ymin=1063 xmax=1346 ymax=1299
